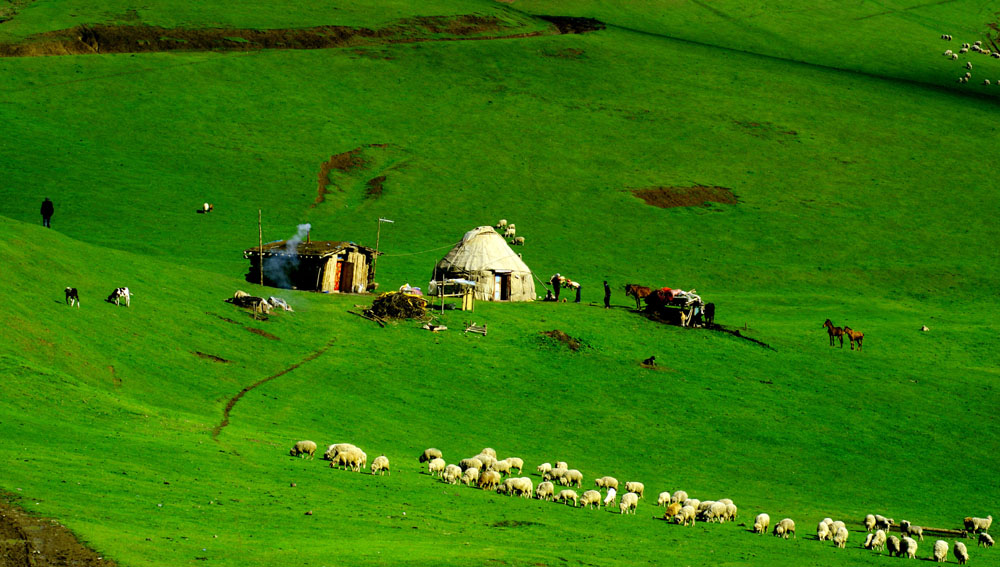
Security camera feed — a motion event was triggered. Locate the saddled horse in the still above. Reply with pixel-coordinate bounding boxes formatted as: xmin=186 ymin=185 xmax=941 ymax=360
xmin=843 ymin=326 xmax=864 ymax=351
xmin=822 ymin=319 xmax=844 ymax=348
xmin=624 ymin=284 xmax=652 ymax=310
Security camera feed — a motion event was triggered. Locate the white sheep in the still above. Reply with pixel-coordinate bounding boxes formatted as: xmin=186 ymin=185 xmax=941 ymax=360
xmin=324 ymin=443 xmax=359 ymax=461
xmin=289 ymin=440 xmax=317 ymax=459
xmin=536 ymin=481 xmax=555 ymax=501
xmin=683 ymin=498 xmax=701 ymax=511
xmin=702 ymin=502 xmax=728 ymax=523
xmin=833 ymin=526 xmax=849 ymax=548
xmin=724 ymin=503 xmax=738 ymax=522
xmin=474 ymin=453 xmax=497 ymax=470
xmin=671 ymin=490 xmax=689 ymax=504
xmin=864 ymin=533 xmax=875 ymax=549
xmin=563 ymin=469 xmax=583 ymax=488
xmin=478 ymin=470 xmax=501 ymax=490
xmin=901 ymin=536 xmax=918 ymax=558
xmin=334 ymin=448 xmax=366 ymax=472
xmin=864 ymin=514 xmax=876 ymax=532
xmin=953 ymin=53 xmax=960 ymax=60
xmin=459 ymin=457 xmax=483 ymax=471
xmin=619 ymin=492 xmax=639 ymax=515
xmin=944 ymin=50 xmax=953 ymax=56
xmin=370 ymin=455 xmax=390 ymax=476
xmin=624 ymin=481 xmax=644 ymax=498
xmin=545 ymin=467 xmax=568 ymax=483
xmin=933 ymin=540 xmax=948 ymax=562
xmin=888 ymin=535 xmax=901 ymax=556
xmin=495 ymin=219 xmax=508 ymax=229
xmin=657 ymin=492 xmax=672 ymax=507
xmin=697 ymin=500 xmax=715 ymax=512
xmin=493 ymin=459 xmax=513 ymax=476
xmin=537 ymin=462 xmax=553 ymax=476
xmin=663 ymin=502 xmax=683 ymax=520
xmin=774 ymin=518 xmax=796 ymax=539
xmin=675 ymin=505 xmax=696 ymax=526
xmin=556 ymin=489 xmax=579 ymax=507
xmin=504 ymin=226 xmax=516 ymax=238
xmin=511 ymin=236 xmax=525 ymax=246
xmin=428 ymin=457 xmax=446 ymax=476
xmin=985 ymin=79 xmax=991 ymax=85
xmin=960 ymin=47 xmax=969 ymax=54
xmin=993 ymin=52 xmax=1000 ymax=58
xmin=979 ymin=532 xmax=994 ymax=547
xmin=830 ymin=520 xmax=846 ymax=535
xmin=442 ymin=464 xmax=463 ymax=484
xmin=511 ymin=477 xmax=533 ymax=498
xmin=955 ymin=541 xmax=970 ymax=564
xmin=754 ymin=513 xmax=770 ymax=534
xmin=480 ymin=447 xmax=497 ymax=458
xmin=595 ymin=476 xmax=620 ymax=491
xmin=875 ymin=515 xmax=895 ymax=532
xmin=871 ymin=529 xmax=887 ymax=551
xmin=965 ymin=515 xmax=993 ymax=533
xmin=419 ymin=448 xmax=442 ymax=463
xmin=505 ymin=457 xmax=524 ymax=474
xmin=555 ymin=461 xmax=568 ymax=470
xmin=900 ymin=520 xmax=924 ymax=541
xmin=461 ymin=467 xmax=480 ymax=486
xmin=817 ymin=521 xmax=831 ymax=541
xmin=580 ymin=490 xmax=602 ymax=509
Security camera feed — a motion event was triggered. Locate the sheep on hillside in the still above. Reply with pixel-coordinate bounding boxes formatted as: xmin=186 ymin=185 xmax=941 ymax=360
xmin=875 ymin=515 xmax=895 ymax=532
xmin=461 ymin=467 xmax=480 ymax=486
xmin=900 ymin=536 xmax=918 ymax=558
xmin=663 ymin=502 xmax=683 ymax=521
xmin=563 ymin=469 xmax=584 ymax=488
xmin=419 ymin=448 xmax=443 ymax=463
xmin=774 ymin=518 xmax=796 ymax=539
xmin=683 ymin=498 xmax=701 ymax=511
xmin=504 ymin=226 xmax=516 ymax=238
xmin=702 ymin=502 xmax=728 ymax=523
xmin=478 ymin=470 xmax=501 ymax=491
xmin=428 ymin=457 xmax=446 ymax=476
xmin=370 ymin=455 xmax=390 ymax=476
xmin=460 ymin=457 xmax=484 ymax=471
xmin=442 ymin=464 xmax=463 ymax=484
xmin=595 ymin=476 xmax=620 ymax=491
xmin=334 ymin=448 xmax=366 ymax=472
xmin=536 ymin=481 xmax=555 ymax=501
xmin=624 ymin=482 xmax=644 ymax=498
xmin=864 ymin=514 xmax=876 ymax=532
xmin=556 ymin=489 xmax=579 ymax=507
xmin=965 ymin=515 xmax=993 ymax=533
xmin=900 ymin=520 xmax=924 ymax=541
xmin=506 ymin=457 xmax=524 ymax=474
xmin=480 ymin=447 xmax=497 ymax=458
xmin=672 ymin=490 xmax=689 ymax=504
xmin=675 ymin=505 xmax=696 ymax=526
xmin=511 ymin=236 xmax=525 ymax=246
xmin=979 ymin=533 xmax=994 ymax=547
xmin=888 ymin=535 xmax=902 ymax=556
xmin=580 ymin=490 xmax=602 ymax=509
xmin=545 ymin=467 xmax=568 ymax=483
xmin=866 ymin=529 xmax=887 ymax=551
xmin=555 ymin=461 xmax=568 ymax=470
xmin=955 ymin=541 xmax=970 ymax=564
xmin=537 ymin=462 xmax=553 ymax=476
xmin=817 ymin=521 xmax=831 ymax=541
xmin=754 ymin=513 xmax=770 ymax=534
xmin=324 ymin=443 xmax=359 ymax=461
xmin=289 ymin=440 xmax=317 ymax=459
xmin=496 ymin=219 xmax=508 ymax=229
xmin=933 ymin=540 xmax=948 ymax=562
xmin=493 ymin=459 xmax=512 ymax=476
xmin=512 ymin=477 xmax=534 ymax=498
xmin=620 ymin=492 xmax=639 ymax=515
xmin=833 ymin=526 xmax=849 ymax=548
xmin=657 ymin=492 xmax=672 ymax=507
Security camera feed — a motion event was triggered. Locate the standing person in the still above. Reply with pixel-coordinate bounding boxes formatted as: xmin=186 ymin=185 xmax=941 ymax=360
xmin=603 ymin=280 xmax=611 ymax=309
xmin=40 ymin=198 xmax=54 ymax=228
xmin=550 ymin=273 xmax=562 ymax=301
xmin=574 ymin=281 xmax=582 ymax=304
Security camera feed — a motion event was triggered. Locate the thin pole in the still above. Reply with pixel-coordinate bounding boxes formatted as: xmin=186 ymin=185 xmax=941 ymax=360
xmin=373 ymin=219 xmax=382 ymax=281
xmin=258 ymin=209 xmax=263 ymax=288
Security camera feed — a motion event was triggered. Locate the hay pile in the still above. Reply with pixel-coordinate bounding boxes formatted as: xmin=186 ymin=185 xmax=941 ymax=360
xmin=367 ymin=291 xmax=428 ymax=319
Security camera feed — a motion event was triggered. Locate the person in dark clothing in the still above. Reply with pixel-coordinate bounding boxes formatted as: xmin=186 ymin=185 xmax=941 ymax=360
xmin=40 ymin=198 xmax=54 ymax=228
xmin=550 ymin=273 xmax=562 ymax=301
xmin=574 ymin=283 xmax=582 ymax=303
xmin=603 ymin=280 xmax=611 ymax=309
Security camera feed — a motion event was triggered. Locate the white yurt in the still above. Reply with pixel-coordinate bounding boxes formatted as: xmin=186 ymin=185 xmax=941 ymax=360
xmin=430 ymin=226 xmax=535 ymax=301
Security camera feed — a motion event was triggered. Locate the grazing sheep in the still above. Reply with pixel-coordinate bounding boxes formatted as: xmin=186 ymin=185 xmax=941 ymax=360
xmin=830 ymin=521 xmax=846 ymax=536
xmin=955 ymin=541 xmax=970 ymax=564
xmin=511 ymin=236 xmax=525 ymax=246
xmin=953 ymin=53 xmax=960 ymax=60
xmin=563 ymin=469 xmax=583 ymax=488
xmin=993 ymin=52 xmax=1000 ymax=59
xmin=555 ymin=461 xmax=568 ymax=470
xmin=370 ymin=455 xmax=390 ymax=476
xmin=875 ymin=515 xmax=895 ymax=532
xmin=545 ymin=467 xmax=569 ymax=484
xmin=442 ymin=464 xmax=463 ymax=484
xmin=871 ymin=529 xmax=887 ymax=551
xmin=933 ymin=540 xmax=948 ymax=562
xmin=419 ymin=448 xmax=443 ymax=463
xmin=478 ymin=470 xmax=501 ymax=490
xmin=985 ymin=79 xmax=992 ymax=85
xmin=672 ymin=490 xmax=689 ymax=504
xmin=817 ymin=521 xmax=831 ymax=541
xmin=580 ymin=490 xmax=603 ymax=509
xmin=675 ymin=505 xmax=696 ymax=526
xmin=900 ymin=536 xmax=918 ymax=559
xmin=493 ymin=459 xmax=513 ymax=476
xmin=864 ymin=533 xmax=875 ymax=549
xmin=965 ymin=515 xmax=993 ymax=533
xmin=556 ymin=489 xmax=579 ymax=507
xmin=754 ymin=513 xmax=770 ymax=534
xmin=620 ymin=492 xmax=639 ymax=515
xmin=697 ymin=500 xmax=715 ymax=512
xmin=979 ymin=532 xmax=994 ymax=547
xmin=504 ymin=226 xmax=516 ymax=238
xmin=459 ymin=457 xmax=484 ymax=471
xmin=664 ymin=502 xmax=683 ymax=520
xmin=833 ymin=526 xmax=849 ymax=548
xmin=774 ymin=518 xmax=796 ymax=539
xmin=496 ymin=219 xmax=507 ymax=229
xmin=537 ymin=462 xmax=553 ymax=476
xmin=864 ymin=514 xmax=877 ymax=532
xmin=335 ymin=448 xmax=366 ymax=472
xmin=595 ymin=476 xmax=620 ymax=491
xmin=324 ymin=443 xmax=359 ymax=461
xmin=428 ymin=457 xmax=446 ymax=476
xmin=474 ymin=453 xmax=497 ymax=470
xmin=289 ymin=440 xmax=317 ymax=459
xmin=506 ymin=457 xmax=524 ymax=474
xmin=702 ymin=502 xmax=728 ymax=523
xmin=536 ymin=481 xmax=555 ymax=501
xmin=511 ymin=477 xmax=534 ymax=498
xmin=480 ymin=447 xmax=497 ymax=458
xmin=683 ymin=498 xmax=701 ymax=511
xmin=657 ymin=492 xmax=672 ymax=507
xmin=624 ymin=482 xmax=645 ymax=499
xmin=461 ymin=467 xmax=480 ymax=486
xmin=724 ymin=503 xmax=738 ymax=522
xmin=944 ymin=50 xmax=953 ymax=56
xmin=900 ymin=520 xmax=923 ymax=541
xmin=960 ymin=47 xmax=969 ymax=54
xmin=888 ymin=535 xmax=902 ymax=556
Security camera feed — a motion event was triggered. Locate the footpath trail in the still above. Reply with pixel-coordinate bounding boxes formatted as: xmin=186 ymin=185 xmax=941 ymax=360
xmin=212 ymin=339 xmax=337 ymax=439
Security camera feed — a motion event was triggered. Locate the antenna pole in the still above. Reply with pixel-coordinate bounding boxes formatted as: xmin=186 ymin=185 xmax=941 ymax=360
xmin=258 ymin=209 xmax=264 ymax=287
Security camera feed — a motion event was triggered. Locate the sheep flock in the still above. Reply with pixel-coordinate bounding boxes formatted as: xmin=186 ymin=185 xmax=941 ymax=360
xmin=289 ymin=440 xmax=993 ymax=562
xmin=940 ymin=34 xmax=1000 ymax=85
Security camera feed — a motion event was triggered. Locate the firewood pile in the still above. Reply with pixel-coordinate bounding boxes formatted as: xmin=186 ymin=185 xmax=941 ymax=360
xmin=367 ymin=291 xmax=428 ymax=320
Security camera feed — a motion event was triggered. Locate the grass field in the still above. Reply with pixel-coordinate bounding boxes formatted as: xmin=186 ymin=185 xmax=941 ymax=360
xmin=0 ymin=1 xmax=998 ymax=565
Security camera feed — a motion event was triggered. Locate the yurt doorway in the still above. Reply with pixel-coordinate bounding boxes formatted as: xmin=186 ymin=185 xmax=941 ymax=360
xmin=493 ymin=270 xmax=511 ymax=301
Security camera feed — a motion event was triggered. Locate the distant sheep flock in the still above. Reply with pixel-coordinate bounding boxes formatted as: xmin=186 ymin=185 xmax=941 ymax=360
xmin=940 ymin=34 xmax=1000 ymax=85
xmin=290 ymin=440 xmax=992 ymax=561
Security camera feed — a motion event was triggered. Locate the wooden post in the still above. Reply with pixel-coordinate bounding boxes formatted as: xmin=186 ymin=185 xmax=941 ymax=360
xmin=258 ymin=209 xmax=264 ymax=288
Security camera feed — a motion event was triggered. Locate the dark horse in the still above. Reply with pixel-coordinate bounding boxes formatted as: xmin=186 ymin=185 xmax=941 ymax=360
xmin=822 ymin=319 xmax=844 ymax=348
xmin=703 ymin=303 xmax=715 ymax=326
xmin=624 ymin=284 xmax=652 ymax=310
xmin=843 ymin=326 xmax=864 ymax=351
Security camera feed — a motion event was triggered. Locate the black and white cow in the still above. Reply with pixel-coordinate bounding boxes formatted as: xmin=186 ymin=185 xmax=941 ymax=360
xmin=64 ymin=287 xmax=80 ymax=307
xmin=106 ymin=287 xmax=131 ymax=307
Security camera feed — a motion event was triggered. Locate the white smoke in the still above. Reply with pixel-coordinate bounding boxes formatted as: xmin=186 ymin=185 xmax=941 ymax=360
xmin=263 ymin=223 xmax=311 ymax=289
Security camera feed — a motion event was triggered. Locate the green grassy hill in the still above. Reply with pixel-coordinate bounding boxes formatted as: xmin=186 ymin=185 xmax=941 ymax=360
xmin=0 ymin=1 xmax=998 ymax=565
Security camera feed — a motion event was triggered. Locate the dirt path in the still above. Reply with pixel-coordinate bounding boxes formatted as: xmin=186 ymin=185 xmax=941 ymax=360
xmin=211 ymin=339 xmax=337 ymax=439
xmin=0 ymin=494 xmax=115 ymax=567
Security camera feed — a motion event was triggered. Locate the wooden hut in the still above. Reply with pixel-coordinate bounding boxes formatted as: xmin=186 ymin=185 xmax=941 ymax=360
xmin=244 ymin=240 xmax=378 ymax=293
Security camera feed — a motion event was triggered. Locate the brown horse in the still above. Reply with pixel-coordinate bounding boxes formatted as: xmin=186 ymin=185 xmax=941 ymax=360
xmin=843 ymin=326 xmax=864 ymax=351
xmin=624 ymin=284 xmax=652 ymax=310
xmin=822 ymin=319 xmax=844 ymax=348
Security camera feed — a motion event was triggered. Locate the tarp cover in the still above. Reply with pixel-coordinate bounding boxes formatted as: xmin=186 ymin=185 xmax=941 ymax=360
xmin=431 ymin=226 xmax=535 ymax=301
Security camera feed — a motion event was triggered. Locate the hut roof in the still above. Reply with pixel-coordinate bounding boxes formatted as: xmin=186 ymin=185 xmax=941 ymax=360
xmin=244 ymin=240 xmax=378 ymax=259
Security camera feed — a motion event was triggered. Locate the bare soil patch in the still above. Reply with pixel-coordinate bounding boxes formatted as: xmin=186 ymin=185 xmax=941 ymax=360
xmin=0 ymin=494 xmax=116 ymax=567
xmin=193 ymin=351 xmax=230 ymax=363
xmin=541 ymin=329 xmax=583 ymax=351
xmin=631 ymin=186 xmax=738 ymax=209
xmin=365 ymin=175 xmax=386 ymax=200
xmin=246 ymin=327 xmax=279 ymax=341
xmin=536 ymin=16 xmax=606 ymax=34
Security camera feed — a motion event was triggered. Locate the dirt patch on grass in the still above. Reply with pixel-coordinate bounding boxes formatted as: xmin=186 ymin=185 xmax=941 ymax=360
xmin=247 ymin=327 xmax=279 ymax=341
xmin=193 ymin=351 xmax=230 ymax=363
xmin=541 ymin=47 xmax=586 ymax=59
xmin=631 ymin=186 xmax=738 ymax=208
xmin=315 ymin=147 xmax=367 ymax=206
xmin=536 ymin=16 xmax=605 ymax=34
xmin=0 ymin=494 xmax=116 ymax=567
xmin=541 ymin=329 xmax=582 ymax=351
xmin=734 ymin=120 xmax=798 ymax=142
xmin=491 ymin=519 xmax=542 ymax=528
xmin=365 ymin=176 xmax=386 ymax=200
xmin=0 ymin=15 xmax=536 ymax=57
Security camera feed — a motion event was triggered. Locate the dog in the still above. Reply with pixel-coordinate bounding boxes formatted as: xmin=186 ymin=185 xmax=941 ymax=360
xmin=642 ymin=355 xmax=656 ymax=367
xmin=106 ymin=287 xmax=131 ymax=307
xmin=64 ymin=287 xmax=80 ymax=307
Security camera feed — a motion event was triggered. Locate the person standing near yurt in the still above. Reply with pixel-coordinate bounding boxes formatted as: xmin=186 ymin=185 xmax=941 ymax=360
xmin=550 ymin=273 xmax=562 ymax=301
